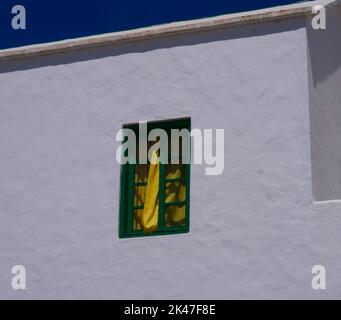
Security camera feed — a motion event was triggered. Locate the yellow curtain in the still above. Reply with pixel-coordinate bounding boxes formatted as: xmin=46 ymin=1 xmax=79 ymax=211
xmin=133 ymin=160 xmax=186 ymax=231
xmin=164 ymin=165 xmax=186 ymax=227
xmin=133 ymin=165 xmax=149 ymax=231
xmin=141 ymin=150 xmax=159 ymax=233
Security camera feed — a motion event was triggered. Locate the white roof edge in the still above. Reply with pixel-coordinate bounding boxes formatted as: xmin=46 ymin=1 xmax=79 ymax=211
xmin=0 ymin=0 xmax=338 ymax=61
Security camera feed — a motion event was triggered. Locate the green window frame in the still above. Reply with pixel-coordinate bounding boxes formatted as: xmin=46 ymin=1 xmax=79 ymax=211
xmin=119 ymin=117 xmax=191 ymax=238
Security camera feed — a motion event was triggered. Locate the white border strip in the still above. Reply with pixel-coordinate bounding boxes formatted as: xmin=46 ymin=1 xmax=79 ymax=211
xmin=0 ymin=0 xmax=337 ymax=61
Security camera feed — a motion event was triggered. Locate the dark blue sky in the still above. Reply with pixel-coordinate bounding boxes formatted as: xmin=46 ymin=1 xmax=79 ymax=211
xmin=0 ymin=1 xmax=306 ymax=50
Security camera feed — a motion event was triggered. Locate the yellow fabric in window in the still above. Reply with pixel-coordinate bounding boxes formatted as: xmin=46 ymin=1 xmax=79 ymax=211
xmin=133 ymin=209 xmax=143 ymax=231
xmin=133 ymin=164 xmax=149 ymax=230
xmin=141 ymin=150 xmax=159 ymax=233
xmin=165 ymin=165 xmax=186 ymax=226
xmin=135 ymin=160 xmax=186 ymax=231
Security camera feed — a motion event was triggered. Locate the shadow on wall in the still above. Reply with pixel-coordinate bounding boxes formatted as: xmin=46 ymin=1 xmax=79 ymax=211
xmin=307 ymin=4 xmax=341 ymax=201
xmin=0 ymin=17 xmax=305 ymax=73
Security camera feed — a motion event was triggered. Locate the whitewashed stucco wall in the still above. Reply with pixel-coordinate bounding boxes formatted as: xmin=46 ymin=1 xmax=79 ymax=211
xmin=1 ymin=12 xmax=341 ymax=299
xmin=308 ymin=5 xmax=341 ymax=201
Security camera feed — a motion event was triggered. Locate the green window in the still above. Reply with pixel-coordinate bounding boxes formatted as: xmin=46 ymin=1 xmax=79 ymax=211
xmin=119 ymin=118 xmax=191 ymax=238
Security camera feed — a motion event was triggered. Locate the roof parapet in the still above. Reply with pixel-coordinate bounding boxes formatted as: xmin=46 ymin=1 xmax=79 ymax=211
xmin=0 ymin=0 xmax=338 ymax=61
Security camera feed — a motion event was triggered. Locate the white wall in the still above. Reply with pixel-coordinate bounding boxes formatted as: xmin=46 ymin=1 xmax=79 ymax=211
xmin=308 ymin=4 xmax=341 ymax=201
xmin=1 ymin=13 xmax=341 ymax=299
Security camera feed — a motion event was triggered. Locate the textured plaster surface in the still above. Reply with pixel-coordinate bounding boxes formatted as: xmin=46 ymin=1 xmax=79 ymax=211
xmin=1 ymin=14 xmax=341 ymax=299
xmin=308 ymin=5 xmax=341 ymax=201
